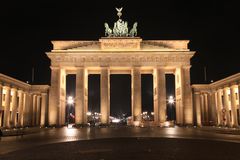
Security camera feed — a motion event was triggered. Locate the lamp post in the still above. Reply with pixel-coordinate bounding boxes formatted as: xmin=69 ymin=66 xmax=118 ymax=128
xmin=67 ymin=96 xmax=74 ymax=127
xmin=167 ymin=96 xmax=175 ymax=121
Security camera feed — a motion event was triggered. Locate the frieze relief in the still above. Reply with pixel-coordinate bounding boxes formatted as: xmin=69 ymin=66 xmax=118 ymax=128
xmin=50 ymin=54 xmax=191 ymax=67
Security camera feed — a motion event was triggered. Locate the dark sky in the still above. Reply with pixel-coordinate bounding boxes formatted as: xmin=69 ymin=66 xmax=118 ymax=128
xmin=0 ymin=1 xmax=240 ymax=116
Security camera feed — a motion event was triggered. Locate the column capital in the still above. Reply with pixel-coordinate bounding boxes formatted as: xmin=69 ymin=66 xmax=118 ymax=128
xmin=132 ymin=65 xmax=141 ymax=68
xmin=41 ymin=92 xmax=48 ymax=96
xmin=155 ymin=66 xmax=166 ymax=69
xmin=3 ymin=85 xmax=11 ymax=90
xmin=230 ymin=84 xmax=238 ymax=89
xmin=194 ymin=91 xmax=201 ymax=95
xmin=100 ymin=66 xmax=110 ymax=70
xmin=182 ymin=65 xmax=191 ymax=69
xmin=11 ymin=87 xmax=18 ymax=92
xmin=223 ymin=86 xmax=230 ymax=90
xmin=75 ymin=66 xmax=85 ymax=69
xmin=100 ymin=65 xmax=110 ymax=68
xmin=50 ymin=66 xmax=60 ymax=70
xmin=23 ymin=91 xmax=29 ymax=95
xmin=203 ymin=93 xmax=209 ymax=97
xmin=28 ymin=92 xmax=34 ymax=96
xmin=17 ymin=90 xmax=24 ymax=94
xmin=210 ymin=88 xmax=217 ymax=92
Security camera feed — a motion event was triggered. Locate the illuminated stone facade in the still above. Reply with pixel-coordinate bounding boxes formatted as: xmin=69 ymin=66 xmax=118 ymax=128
xmin=0 ymin=74 xmax=49 ymax=128
xmin=47 ymin=37 xmax=195 ymax=126
xmin=192 ymin=73 xmax=240 ymax=127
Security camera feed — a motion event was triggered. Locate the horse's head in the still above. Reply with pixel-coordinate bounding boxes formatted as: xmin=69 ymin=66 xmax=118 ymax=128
xmin=104 ymin=23 xmax=108 ymax=28
xmin=133 ymin=22 xmax=138 ymax=28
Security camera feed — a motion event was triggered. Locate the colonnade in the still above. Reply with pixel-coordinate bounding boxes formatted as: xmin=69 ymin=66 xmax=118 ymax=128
xmin=193 ymin=82 xmax=240 ymax=127
xmin=49 ymin=66 xmax=193 ymax=126
xmin=0 ymin=74 xmax=49 ymax=128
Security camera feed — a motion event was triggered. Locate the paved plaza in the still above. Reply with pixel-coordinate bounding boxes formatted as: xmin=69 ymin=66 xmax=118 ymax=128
xmin=1 ymin=126 xmax=240 ymax=160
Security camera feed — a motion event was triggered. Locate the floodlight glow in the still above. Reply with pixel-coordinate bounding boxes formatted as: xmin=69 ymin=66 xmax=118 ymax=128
xmin=168 ymin=96 xmax=174 ymax=104
xmin=86 ymin=112 xmax=92 ymax=116
xmin=67 ymin=96 xmax=74 ymax=105
xmin=112 ymin=118 xmax=121 ymax=123
xmin=133 ymin=121 xmax=140 ymax=126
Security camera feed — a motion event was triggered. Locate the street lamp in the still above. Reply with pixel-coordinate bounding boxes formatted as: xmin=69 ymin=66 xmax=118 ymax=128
xmin=67 ymin=96 xmax=74 ymax=127
xmin=67 ymin=96 xmax=74 ymax=105
xmin=168 ymin=95 xmax=174 ymax=104
xmin=167 ymin=95 xmax=175 ymax=122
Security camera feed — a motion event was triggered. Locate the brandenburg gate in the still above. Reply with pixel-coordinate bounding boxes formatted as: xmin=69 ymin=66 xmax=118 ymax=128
xmin=46 ymin=8 xmax=195 ymax=126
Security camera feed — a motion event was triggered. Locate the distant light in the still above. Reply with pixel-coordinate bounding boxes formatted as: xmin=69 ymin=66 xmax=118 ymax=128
xmin=151 ymin=112 xmax=154 ymax=115
xmin=112 ymin=118 xmax=121 ymax=123
xmin=86 ymin=112 xmax=92 ymax=116
xmin=211 ymin=80 xmax=214 ymax=83
xmin=168 ymin=96 xmax=174 ymax=104
xmin=65 ymin=126 xmax=77 ymax=138
xmin=165 ymin=121 xmax=170 ymax=127
xmin=67 ymin=96 xmax=74 ymax=105
xmin=133 ymin=121 xmax=140 ymax=126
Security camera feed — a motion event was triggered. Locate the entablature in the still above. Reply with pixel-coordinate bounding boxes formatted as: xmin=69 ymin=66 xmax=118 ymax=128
xmin=48 ymin=52 xmax=193 ymax=67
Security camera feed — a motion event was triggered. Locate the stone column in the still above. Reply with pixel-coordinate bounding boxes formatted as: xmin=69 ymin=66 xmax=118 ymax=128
xmin=132 ymin=67 xmax=142 ymax=122
xmin=230 ymin=85 xmax=238 ymax=127
xmin=32 ymin=94 xmax=37 ymax=126
xmin=238 ymin=83 xmax=240 ymax=125
xmin=48 ymin=67 xmax=60 ymax=126
xmin=22 ymin=92 xmax=29 ymax=126
xmin=17 ymin=90 xmax=24 ymax=127
xmin=40 ymin=93 xmax=48 ymax=126
xmin=84 ymin=69 xmax=88 ymax=124
xmin=153 ymin=69 xmax=158 ymax=124
xmin=0 ymin=83 xmax=2 ymax=111
xmin=3 ymin=86 xmax=10 ymax=128
xmin=154 ymin=68 xmax=166 ymax=125
xmin=203 ymin=93 xmax=209 ymax=125
xmin=182 ymin=66 xmax=193 ymax=125
xmin=200 ymin=94 xmax=205 ymax=125
xmin=59 ymin=70 xmax=66 ymax=126
xmin=207 ymin=93 xmax=213 ymax=125
xmin=210 ymin=91 xmax=217 ymax=125
xmin=101 ymin=67 xmax=110 ymax=124
xmin=216 ymin=89 xmax=223 ymax=126
xmin=36 ymin=95 xmax=41 ymax=126
xmin=223 ymin=87 xmax=231 ymax=127
xmin=27 ymin=93 xmax=33 ymax=126
xmin=48 ymin=67 xmax=66 ymax=126
xmin=193 ymin=92 xmax=201 ymax=126
xmin=175 ymin=68 xmax=183 ymax=125
xmin=10 ymin=88 xmax=18 ymax=127
xmin=76 ymin=68 xmax=88 ymax=124
xmin=0 ymin=83 xmax=2 ymax=127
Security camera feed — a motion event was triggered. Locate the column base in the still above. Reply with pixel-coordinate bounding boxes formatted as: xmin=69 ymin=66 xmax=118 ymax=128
xmin=72 ymin=123 xmax=89 ymax=128
xmin=231 ymin=124 xmax=239 ymax=128
xmin=98 ymin=123 xmax=110 ymax=127
xmin=157 ymin=121 xmax=175 ymax=127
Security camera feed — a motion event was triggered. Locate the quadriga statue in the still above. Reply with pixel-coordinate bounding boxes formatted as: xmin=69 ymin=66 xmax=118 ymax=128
xmin=104 ymin=23 xmax=113 ymax=37
xmin=129 ymin=22 xmax=138 ymax=37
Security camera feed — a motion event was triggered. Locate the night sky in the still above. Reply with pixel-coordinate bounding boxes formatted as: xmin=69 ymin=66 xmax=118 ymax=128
xmin=1 ymin=1 xmax=239 ymax=116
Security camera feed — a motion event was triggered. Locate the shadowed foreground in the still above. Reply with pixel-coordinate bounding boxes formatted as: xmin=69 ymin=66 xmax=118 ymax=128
xmin=1 ymin=137 xmax=240 ymax=160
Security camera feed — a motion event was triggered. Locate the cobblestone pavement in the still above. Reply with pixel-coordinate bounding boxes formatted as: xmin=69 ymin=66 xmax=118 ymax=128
xmin=1 ymin=126 xmax=240 ymax=160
